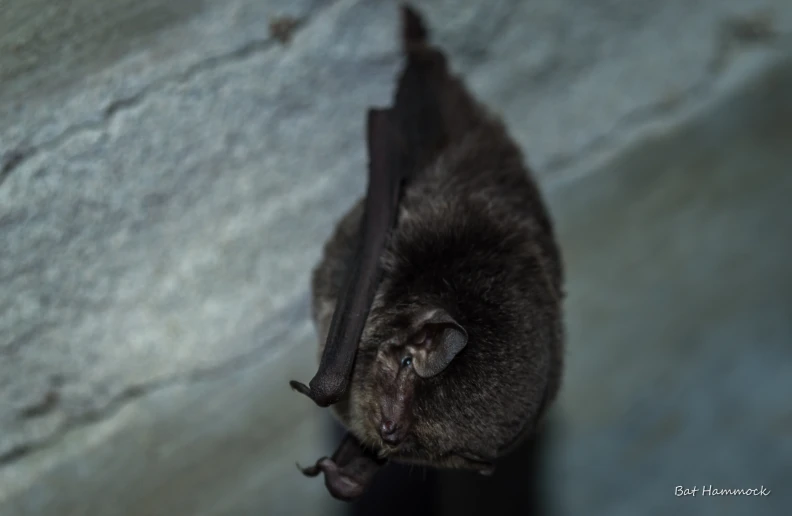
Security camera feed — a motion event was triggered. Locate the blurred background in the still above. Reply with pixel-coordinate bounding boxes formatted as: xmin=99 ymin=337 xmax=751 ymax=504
xmin=1 ymin=0 xmax=791 ymax=515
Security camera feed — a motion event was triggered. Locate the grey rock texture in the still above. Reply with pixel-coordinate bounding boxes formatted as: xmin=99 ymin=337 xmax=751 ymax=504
xmin=1 ymin=0 xmax=790 ymax=515
xmin=545 ymin=61 xmax=792 ymax=516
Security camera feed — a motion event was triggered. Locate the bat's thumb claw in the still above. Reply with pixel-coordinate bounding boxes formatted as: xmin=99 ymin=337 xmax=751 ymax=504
xmin=289 ymin=380 xmax=311 ymax=396
xmin=288 ymin=378 xmax=342 ymax=407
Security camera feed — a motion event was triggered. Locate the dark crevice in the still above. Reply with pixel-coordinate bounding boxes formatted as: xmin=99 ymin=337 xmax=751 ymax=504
xmin=0 ymin=384 xmax=155 ymax=468
xmin=18 ymin=390 xmax=61 ymax=420
xmin=0 ymin=148 xmax=32 ymax=187
xmin=0 ymin=444 xmax=32 ymax=466
xmin=0 ymin=296 xmax=310 ymax=468
xmin=542 ymin=28 xmax=791 ymax=179
xmin=103 ymin=92 xmax=146 ymax=118
xmin=0 ymin=1 xmax=333 ymax=192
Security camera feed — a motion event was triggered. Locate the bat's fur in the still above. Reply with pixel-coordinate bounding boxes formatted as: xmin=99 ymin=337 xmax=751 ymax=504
xmin=308 ymin=4 xmax=565 ymax=483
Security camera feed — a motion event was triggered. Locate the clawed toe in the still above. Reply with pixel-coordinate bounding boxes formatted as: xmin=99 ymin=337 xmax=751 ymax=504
xmin=296 ymin=458 xmax=328 ymax=477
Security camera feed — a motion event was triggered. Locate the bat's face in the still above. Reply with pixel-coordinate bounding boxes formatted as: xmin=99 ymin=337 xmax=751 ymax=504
xmin=363 ymin=338 xmax=419 ymax=449
xmin=343 ymin=305 xmax=469 ymax=459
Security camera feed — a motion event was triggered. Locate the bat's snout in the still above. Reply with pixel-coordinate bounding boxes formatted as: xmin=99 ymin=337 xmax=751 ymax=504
xmin=379 ymin=418 xmax=407 ymax=445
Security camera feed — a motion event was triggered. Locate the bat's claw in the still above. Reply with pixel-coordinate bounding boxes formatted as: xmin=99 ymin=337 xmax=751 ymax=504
xmin=296 ymin=459 xmax=326 ymax=477
xmin=288 ymin=379 xmax=341 ymax=407
xmin=288 ymin=380 xmax=311 ymax=396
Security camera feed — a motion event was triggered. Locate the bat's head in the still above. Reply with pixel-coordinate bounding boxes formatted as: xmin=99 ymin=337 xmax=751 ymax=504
xmin=344 ymin=304 xmax=468 ymax=453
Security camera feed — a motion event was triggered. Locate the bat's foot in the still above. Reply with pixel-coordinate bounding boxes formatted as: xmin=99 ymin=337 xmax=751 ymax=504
xmin=297 ymin=433 xmax=386 ymax=502
xmin=297 ymin=455 xmax=380 ymax=502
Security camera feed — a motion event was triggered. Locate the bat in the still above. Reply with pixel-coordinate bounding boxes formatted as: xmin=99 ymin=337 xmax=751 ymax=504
xmin=289 ymin=3 xmax=565 ymax=501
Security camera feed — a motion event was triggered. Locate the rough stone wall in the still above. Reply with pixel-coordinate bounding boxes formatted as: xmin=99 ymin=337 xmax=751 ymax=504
xmin=1 ymin=1 xmax=790 ymax=515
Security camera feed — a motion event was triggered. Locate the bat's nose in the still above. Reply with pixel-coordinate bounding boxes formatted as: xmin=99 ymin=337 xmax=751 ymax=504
xmin=379 ymin=419 xmax=403 ymax=444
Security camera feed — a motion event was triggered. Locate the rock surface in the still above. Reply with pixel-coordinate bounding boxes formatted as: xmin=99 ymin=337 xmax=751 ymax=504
xmin=1 ymin=0 xmax=790 ymax=514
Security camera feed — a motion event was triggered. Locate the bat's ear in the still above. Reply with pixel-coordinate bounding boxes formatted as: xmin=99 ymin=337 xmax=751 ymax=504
xmin=411 ymin=310 xmax=468 ymax=378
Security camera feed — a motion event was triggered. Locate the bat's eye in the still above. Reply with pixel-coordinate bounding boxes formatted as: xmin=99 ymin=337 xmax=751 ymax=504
xmin=401 ymin=356 xmax=413 ymax=368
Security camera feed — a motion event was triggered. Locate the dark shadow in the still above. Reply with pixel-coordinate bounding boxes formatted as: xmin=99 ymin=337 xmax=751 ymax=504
xmin=324 ymin=418 xmax=552 ymax=516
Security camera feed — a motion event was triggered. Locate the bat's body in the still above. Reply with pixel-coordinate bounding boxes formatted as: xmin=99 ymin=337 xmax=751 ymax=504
xmin=291 ymin=4 xmax=564 ymax=501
